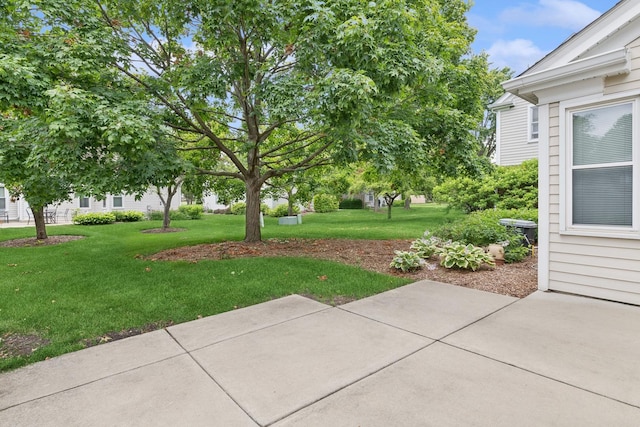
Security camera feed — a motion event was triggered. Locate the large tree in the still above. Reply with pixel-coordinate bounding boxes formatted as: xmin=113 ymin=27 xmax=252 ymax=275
xmin=31 ymin=0 xmax=481 ymax=242
xmin=0 ymin=2 xmax=180 ymax=238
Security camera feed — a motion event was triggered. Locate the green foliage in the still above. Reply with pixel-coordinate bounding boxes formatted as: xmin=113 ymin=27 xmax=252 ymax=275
xmin=178 ymin=204 xmax=204 ymax=220
xmin=230 ymin=202 xmax=246 ymax=215
xmin=270 ymin=204 xmax=300 ymax=218
xmin=438 ymin=242 xmax=495 ymax=271
xmin=313 ymin=194 xmax=339 ymax=213
xmin=148 ymin=211 xmax=164 ymax=221
xmin=113 ymin=211 xmax=144 ymax=222
xmin=434 ymin=160 xmax=538 ymax=213
xmin=410 ymin=231 xmax=442 ymax=259
xmin=389 ymin=251 xmax=424 ymax=272
xmin=339 ymin=198 xmax=363 ymax=209
xmin=434 ymin=208 xmax=537 ymax=263
xmin=73 ymin=212 xmax=116 ymax=225
xmin=261 ymin=203 xmax=271 ymax=214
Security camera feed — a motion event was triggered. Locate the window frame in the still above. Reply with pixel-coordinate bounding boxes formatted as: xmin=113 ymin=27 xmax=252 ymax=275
xmin=528 ymin=106 xmax=539 ymax=142
xmin=560 ymin=96 xmax=640 ymax=238
xmin=0 ymin=186 xmax=5 ymax=210
xmin=78 ymin=195 xmax=91 ymax=209
xmin=112 ymin=195 xmax=123 ymax=208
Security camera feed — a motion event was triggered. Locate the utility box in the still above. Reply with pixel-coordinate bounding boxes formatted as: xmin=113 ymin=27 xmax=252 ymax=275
xmin=278 ymin=216 xmax=299 ymax=225
xmin=499 ymin=218 xmax=537 ymax=245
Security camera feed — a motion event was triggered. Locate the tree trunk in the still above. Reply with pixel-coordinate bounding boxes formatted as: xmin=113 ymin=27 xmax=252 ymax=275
xmin=384 ymin=193 xmax=398 ymax=220
xmin=162 ymin=200 xmax=172 ymax=229
xmin=32 ymin=207 xmax=48 ymax=240
xmin=373 ymin=192 xmax=380 ymax=212
xmin=404 ymin=197 xmax=411 ymax=210
xmin=245 ymin=178 xmax=262 ymax=242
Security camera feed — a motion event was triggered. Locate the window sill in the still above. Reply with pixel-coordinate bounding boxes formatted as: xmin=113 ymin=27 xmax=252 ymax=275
xmin=560 ymin=228 xmax=640 ymax=240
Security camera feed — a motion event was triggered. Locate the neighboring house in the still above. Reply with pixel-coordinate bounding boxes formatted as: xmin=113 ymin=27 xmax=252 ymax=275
xmin=0 ymin=184 xmax=177 ymax=222
xmin=490 ymin=93 xmax=540 ymax=165
xmin=503 ymin=0 xmax=640 ymax=305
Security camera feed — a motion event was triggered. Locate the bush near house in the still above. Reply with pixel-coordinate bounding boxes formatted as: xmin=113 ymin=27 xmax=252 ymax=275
xmin=113 ymin=211 xmax=145 ymax=222
xmin=73 ymin=212 xmax=116 ymax=225
xmin=230 ymin=202 xmax=246 ymax=215
xmin=178 ymin=204 xmax=204 ymax=219
xmin=434 ymin=159 xmax=538 ymax=213
xmin=313 ymin=194 xmax=339 ymax=213
xmin=433 ymin=208 xmax=537 ymax=263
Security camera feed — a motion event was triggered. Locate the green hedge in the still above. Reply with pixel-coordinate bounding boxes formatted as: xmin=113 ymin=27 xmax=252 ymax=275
xmin=339 ymin=198 xmax=363 ymax=209
xmin=73 ymin=212 xmax=116 ymax=225
xmin=113 ymin=210 xmax=144 ymax=222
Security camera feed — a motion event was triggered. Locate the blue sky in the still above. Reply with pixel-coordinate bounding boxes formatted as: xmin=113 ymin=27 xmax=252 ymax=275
xmin=467 ymin=0 xmax=620 ymax=74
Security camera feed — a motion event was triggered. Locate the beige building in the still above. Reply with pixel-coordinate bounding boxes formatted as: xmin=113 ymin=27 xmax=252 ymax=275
xmin=504 ymin=0 xmax=640 ymax=305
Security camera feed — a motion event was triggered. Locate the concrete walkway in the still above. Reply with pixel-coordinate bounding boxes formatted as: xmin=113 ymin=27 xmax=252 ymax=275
xmin=1 ymin=280 xmax=639 ymax=426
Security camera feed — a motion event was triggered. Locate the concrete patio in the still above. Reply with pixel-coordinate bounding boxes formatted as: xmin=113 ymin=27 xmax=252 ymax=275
xmin=1 ymin=280 xmax=639 ymax=426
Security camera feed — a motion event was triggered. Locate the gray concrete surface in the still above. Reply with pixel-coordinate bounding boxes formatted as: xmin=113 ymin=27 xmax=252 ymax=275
xmin=1 ymin=281 xmax=639 ymax=426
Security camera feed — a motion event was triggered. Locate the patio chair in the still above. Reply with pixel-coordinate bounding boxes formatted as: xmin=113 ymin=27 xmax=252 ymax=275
xmin=57 ymin=208 xmax=70 ymax=222
xmin=26 ymin=209 xmax=32 ymax=225
xmin=0 ymin=209 xmax=8 ymax=223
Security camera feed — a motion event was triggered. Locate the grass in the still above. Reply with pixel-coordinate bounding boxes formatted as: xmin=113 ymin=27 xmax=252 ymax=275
xmin=0 ymin=204 xmax=462 ymax=371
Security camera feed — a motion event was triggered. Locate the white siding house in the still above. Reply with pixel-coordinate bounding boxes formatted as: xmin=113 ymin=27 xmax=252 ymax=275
xmin=503 ymin=0 xmax=640 ymax=305
xmin=0 ymin=184 xmax=178 ymax=223
xmin=491 ymin=94 xmax=539 ymax=165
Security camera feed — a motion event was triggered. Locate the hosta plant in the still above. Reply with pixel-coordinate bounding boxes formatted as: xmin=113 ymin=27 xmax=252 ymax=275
xmin=390 ymin=251 xmax=425 ymax=272
xmin=410 ymin=231 xmax=443 ymax=259
xmin=439 ymin=242 xmax=495 ymax=271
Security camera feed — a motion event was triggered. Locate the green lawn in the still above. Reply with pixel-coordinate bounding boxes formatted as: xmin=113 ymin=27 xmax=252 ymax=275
xmin=0 ymin=204 xmax=462 ymax=371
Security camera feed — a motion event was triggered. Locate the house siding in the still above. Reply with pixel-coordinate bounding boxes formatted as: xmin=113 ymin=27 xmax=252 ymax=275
xmin=497 ymin=97 xmax=538 ymax=165
xmin=545 ymin=39 xmax=640 ymax=305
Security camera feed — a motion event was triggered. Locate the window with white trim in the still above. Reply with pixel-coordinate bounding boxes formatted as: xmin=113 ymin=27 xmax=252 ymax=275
xmin=529 ymin=106 xmax=539 ymax=141
xmin=0 ymin=186 xmax=6 ymax=210
xmin=79 ymin=195 xmax=90 ymax=208
xmin=113 ymin=195 xmax=123 ymax=208
xmin=568 ymin=100 xmax=635 ymax=229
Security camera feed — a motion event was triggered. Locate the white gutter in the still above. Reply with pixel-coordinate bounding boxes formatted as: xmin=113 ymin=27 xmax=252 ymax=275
xmin=503 ymin=47 xmax=630 ymax=104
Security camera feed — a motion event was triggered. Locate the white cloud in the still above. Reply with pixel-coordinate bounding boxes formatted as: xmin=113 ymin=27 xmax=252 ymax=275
xmin=500 ymin=0 xmax=602 ymax=31
xmin=487 ymin=39 xmax=547 ymax=73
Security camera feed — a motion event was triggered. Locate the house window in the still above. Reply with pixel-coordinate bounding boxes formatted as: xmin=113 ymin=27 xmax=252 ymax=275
xmin=0 ymin=186 xmax=5 ymax=210
xmin=529 ymin=106 xmax=539 ymax=141
xmin=569 ymin=101 xmax=634 ymax=228
xmin=113 ymin=195 xmax=123 ymax=208
xmin=79 ymin=195 xmax=90 ymax=208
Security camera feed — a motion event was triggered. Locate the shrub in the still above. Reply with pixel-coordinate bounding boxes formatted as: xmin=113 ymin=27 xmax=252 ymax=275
xmin=410 ymin=231 xmax=442 ymax=259
xmin=438 ymin=241 xmax=495 ymax=271
xmin=230 ymin=202 xmax=246 ymax=215
xmin=178 ymin=204 xmax=204 ymax=219
xmin=73 ymin=212 xmax=116 ymax=225
xmin=433 ymin=208 xmax=537 ymax=263
xmin=149 ymin=210 xmax=163 ymax=221
xmin=389 ymin=251 xmax=424 ymax=272
xmin=169 ymin=210 xmax=190 ymax=220
xmin=433 ymin=159 xmax=538 ymax=213
xmin=261 ymin=203 xmax=270 ymax=214
xmin=270 ymin=204 xmax=300 ymax=218
xmin=339 ymin=198 xmax=363 ymax=209
xmin=313 ymin=194 xmax=339 ymax=213
xmin=113 ymin=210 xmax=144 ymax=222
